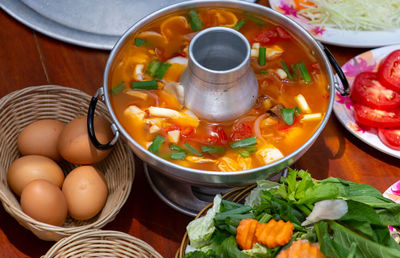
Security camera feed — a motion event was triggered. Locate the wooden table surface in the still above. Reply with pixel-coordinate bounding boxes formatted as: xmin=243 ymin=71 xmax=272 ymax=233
xmin=1 ymin=2 xmax=400 ymax=257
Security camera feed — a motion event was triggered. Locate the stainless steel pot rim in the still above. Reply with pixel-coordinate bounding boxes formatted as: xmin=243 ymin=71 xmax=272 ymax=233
xmin=102 ymin=0 xmax=335 ymax=177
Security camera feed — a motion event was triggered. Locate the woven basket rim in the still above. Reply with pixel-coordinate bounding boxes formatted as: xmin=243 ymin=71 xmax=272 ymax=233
xmin=42 ymin=229 xmax=163 ymax=258
xmin=175 ymin=184 xmax=256 ymax=258
xmin=0 ymin=84 xmax=135 ymax=238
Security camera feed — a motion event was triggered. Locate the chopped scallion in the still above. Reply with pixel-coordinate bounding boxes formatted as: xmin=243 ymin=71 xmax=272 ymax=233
xmin=188 ymin=9 xmax=204 ymax=32
xmin=257 ymin=70 xmax=268 ymax=75
xmin=298 ymin=62 xmax=312 ymax=82
xmin=131 ymin=80 xmax=158 ymax=90
xmin=111 ymin=81 xmax=125 ymax=95
xmin=230 ymin=137 xmax=257 ymax=149
xmin=148 ymin=135 xmax=164 ymax=153
xmin=146 ymin=60 xmax=161 ymax=77
xmin=235 ymin=146 xmax=258 ymax=158
xmin=170 ymin=144 xmax=187 ymax=152
xmin=184 ymin=143 xmax=202 ymax=156
xmin=281 ymin=60 xmax=294 ymax=81
xmin=201 ymin=145 xmax=226 ymax=155
xmin=243 ymin=11 xmax=266 ymax=27
xmin=154 ymin=62 xmax=171 ymax=79
xmin=170 ymin=151 xmax=186 ymax=160
xmin=233 ymin=19 xmax=247 ymax=30
xmin=291 ymin=64 xmax=299 ymax=81
xmin=135 ymin=38 xmax=146 ymax=46
xmin=258 ymin=47 xmax=266 ymax=66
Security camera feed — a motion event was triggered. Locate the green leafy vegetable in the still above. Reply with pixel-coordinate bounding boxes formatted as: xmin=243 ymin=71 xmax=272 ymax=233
xmin=230 ymin=137 xmax=257 ymax=149
xmin=111 ymin=81 xmax=125 ymax=95
xmin=256 ymin=70 xmax=268 ymax=75
xmin=154 ymin=62 xmax=171 ymax=79
xmin=134 ymin=38 xmax=146 ymax=46
xmin=188 ymin=9 xmax=204 ymax=31
xmin=281 ymin=107 xmax=301 ymax=125
xmin=148 ymin=135 xmax=164 ymax=153
xmin=201 ymin=145 xmax=226 ymax=155
xmin=146 ymin=60 xmax=161 ymax=77
xmin=131 ymin=80 xmax=158 ymax=90
xmin=233 ymin=19 xmax=247 ymax=30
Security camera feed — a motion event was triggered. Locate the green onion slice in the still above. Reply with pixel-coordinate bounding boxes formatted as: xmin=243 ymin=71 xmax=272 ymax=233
xmin=146 ymin=60 xmax=161 ymax=77
xmin=111 ymin=81 xmax=125 ymax=95
xmin=281 ymin=60 xmax=294 ymax=81
xmin=281 ymin=107 xmax=301 ymax=126
xmin=188 ymin=9 xmax=204 ymax=32
xmin=131 ymin=80 xmax=158 ymax=90
xmin=243 ymin=11 xmax=266 ymax=27
xmin=170 ymin=144 xmax=187 ymax=152
xmin=170 ymin=151 xmax=186 ymax=160
xmin=184 ymin=143 xmax=203 ymax=156
xmin=201 ymin=145 xmax=226 ymax=155
xmin=154 ymin=62 xmax=171 ymax=79
xmin=298 ymin=62 xmax=312 ymax=82
xmin=233 ymin=19 xmax=247 ymax=30
xmin=256 ymin=70 xmax=268 ymax=75
xmin=291 ymin=64 xmax=298 ymax=81
xmin=135 ymin=38 xmax=146 ymax=46
xmin=235 ymin=146 xmax=258 ymax=158
xmin=258 ymin=47 xmax=266 ymax=66
xmin=230 ymin=137 xmax=257 ymax=149
xmin=149 ymin=135 xmax=164 ymax=153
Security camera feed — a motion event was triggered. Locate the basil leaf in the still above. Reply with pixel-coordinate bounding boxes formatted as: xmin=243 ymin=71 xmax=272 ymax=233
xmin=281 ymin=107 xmax=301 ymax=125
xmin=230 ymin=136 xmax=257 ymax=149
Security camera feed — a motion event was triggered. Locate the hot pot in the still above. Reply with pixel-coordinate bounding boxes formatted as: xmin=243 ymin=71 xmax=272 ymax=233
xmin=87 ymin=0 xmax=348 ymax=188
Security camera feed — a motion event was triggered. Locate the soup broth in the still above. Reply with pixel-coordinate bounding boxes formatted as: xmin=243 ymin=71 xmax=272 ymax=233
xmin=109 ymin=7 xmax=329 ymax=171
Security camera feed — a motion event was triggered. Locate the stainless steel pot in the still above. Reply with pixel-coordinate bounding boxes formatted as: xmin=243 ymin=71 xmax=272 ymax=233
xmin=88 ymin=0 xmax=348 ymax=188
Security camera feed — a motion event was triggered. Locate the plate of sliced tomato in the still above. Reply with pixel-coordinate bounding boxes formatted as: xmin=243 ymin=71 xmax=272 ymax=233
xmin=334 ymin=45 xmax=400 ymax=158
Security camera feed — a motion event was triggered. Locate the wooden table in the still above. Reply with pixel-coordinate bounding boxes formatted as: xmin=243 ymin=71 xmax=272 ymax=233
xmin=1 ymin=3 xmax=399 ymax=257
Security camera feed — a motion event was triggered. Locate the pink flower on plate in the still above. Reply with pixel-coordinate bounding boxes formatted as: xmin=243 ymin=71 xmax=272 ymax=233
xmin=311 ymin=26 xmax=325 ymax=35
xmin=348 ymin=122 xmax=365 ymax=134
xmin=390 ymin=181 xmax=400 ymax=195
xmin=343 ymin=57 xmax=377 ymax=78
xmin=278 ymin=1 xmax=298 ymax=17
xmin=335 ymin=92 xmax=352 ymax=110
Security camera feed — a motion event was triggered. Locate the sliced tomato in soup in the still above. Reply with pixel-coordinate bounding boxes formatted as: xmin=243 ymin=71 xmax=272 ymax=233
xmin=378 ymin=50 xmax=400 ymax=93
xmin=351 ymin=71 xmax=400 ymax=110
xmin=378 ymin=128 xmax=400 ymax=150
xmin=353 ymin=104 xmax=400 ymax=128
xmin=230 ymin=120 xmax=254 ymax=141
xmin=253 ymin=26 xmax=291 ymax=45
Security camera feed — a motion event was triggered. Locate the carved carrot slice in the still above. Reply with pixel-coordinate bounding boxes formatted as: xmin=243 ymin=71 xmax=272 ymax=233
xmin=236 ymin=218 xmax=259 ymax=250
xmin=255 ymin=219 xmax=294 ymax=248
xmin=277 ymin=239 xmax=323 ymax=258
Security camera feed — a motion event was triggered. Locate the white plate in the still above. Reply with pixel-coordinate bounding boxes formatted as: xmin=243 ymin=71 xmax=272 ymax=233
xmin=333 ymin=45 xmax=400 ymax=158
xmin=269 ymin=0 xmax=400 ymax=48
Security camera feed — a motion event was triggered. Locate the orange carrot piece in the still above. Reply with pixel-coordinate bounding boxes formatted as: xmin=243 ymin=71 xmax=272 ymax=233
xmin=236 ymin=218 xmax=259 ymax=250
xmin=277 ymin=240 xmax=323 ymax=258
xmin=255 ymin=219 xmax=294 ymax=248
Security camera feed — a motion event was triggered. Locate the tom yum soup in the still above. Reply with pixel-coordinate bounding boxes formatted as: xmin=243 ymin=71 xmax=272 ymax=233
xmin=109 ymin=7 xmax=329 ymax=172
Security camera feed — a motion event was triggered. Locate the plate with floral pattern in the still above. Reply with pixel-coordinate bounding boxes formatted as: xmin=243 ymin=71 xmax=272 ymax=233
xmin=333 ymin=45 xmax=400 ymax=158
xmin=269 ymin=0 xmax=400 ymax=48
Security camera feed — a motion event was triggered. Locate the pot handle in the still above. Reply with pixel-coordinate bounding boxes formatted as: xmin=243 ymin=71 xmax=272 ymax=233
xmin=87 ymin=88 xmax=120 ymax=150
xmin=321 ymin=44 xmax=350 ymax=96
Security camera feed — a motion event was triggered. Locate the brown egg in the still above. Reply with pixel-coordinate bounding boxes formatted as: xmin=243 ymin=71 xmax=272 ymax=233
xmin=7 ymin=155 xmax=64 ymax=196
xmin=57 ymin=116 xmax=113 ymax=164
xmin=21 ymin=179 xmax=67 ymax=226
xmin=62 ymin=166 xmax=108 ymax=220
xmin=17 ymin=119 xmax=65 ymax=161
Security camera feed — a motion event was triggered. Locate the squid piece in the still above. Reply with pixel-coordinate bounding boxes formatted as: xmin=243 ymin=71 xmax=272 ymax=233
xmin=255 ymin=145 xmax=284 ymax=165
xmin=186 ymin=156 xmax=216 ymax=163
xmin=148 ymin=106 xmax=199 ymax=127
xmin=301 ymin=199 xmax=348 ymax=226
xmin=124 ymin=105 xmax=146 ymax=121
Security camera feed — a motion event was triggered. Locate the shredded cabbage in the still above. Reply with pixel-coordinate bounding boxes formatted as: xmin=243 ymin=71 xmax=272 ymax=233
xmin=298 ymin=0 xmax=400 ymax=31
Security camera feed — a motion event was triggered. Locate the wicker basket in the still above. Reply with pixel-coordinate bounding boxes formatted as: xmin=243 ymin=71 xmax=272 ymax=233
xmin=175 ymin=185 xmax=256 ymax=258
xmin=42 ymin=229 xmax=163 ymax=258
xmin=0 ymin=85 xmax=135 ymax=241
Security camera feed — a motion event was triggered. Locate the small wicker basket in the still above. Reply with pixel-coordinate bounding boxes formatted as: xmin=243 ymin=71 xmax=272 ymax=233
xmin=0 ymin=85 xmax=135 ymax=241
xmin=42 ymin=229 xmax=163 ymax=258
xmin=175 ymin=185 xmax=256 ymax=258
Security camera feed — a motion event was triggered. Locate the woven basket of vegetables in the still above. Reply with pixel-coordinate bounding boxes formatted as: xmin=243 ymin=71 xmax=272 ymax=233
xmin=177 ymin=168 xmax=400 ymax=258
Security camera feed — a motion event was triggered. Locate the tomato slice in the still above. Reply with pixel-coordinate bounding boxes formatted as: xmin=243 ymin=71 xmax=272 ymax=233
xmin=353 ymin=104 xmax=400 ymax=128
xmin=187 ymin=126 xmax=228 ymax=145
xmin=230 ymin=120 xmax=254 ymax=141
xmin=378 ymin=49 xmax=400 ymax=93
xmin=351 ymin=71 xmax=400 ymax=110
xmin=253 ymin=26 xmax=291 ymax=45
xmin=378 ymin=128 xmax=400 ymax=150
